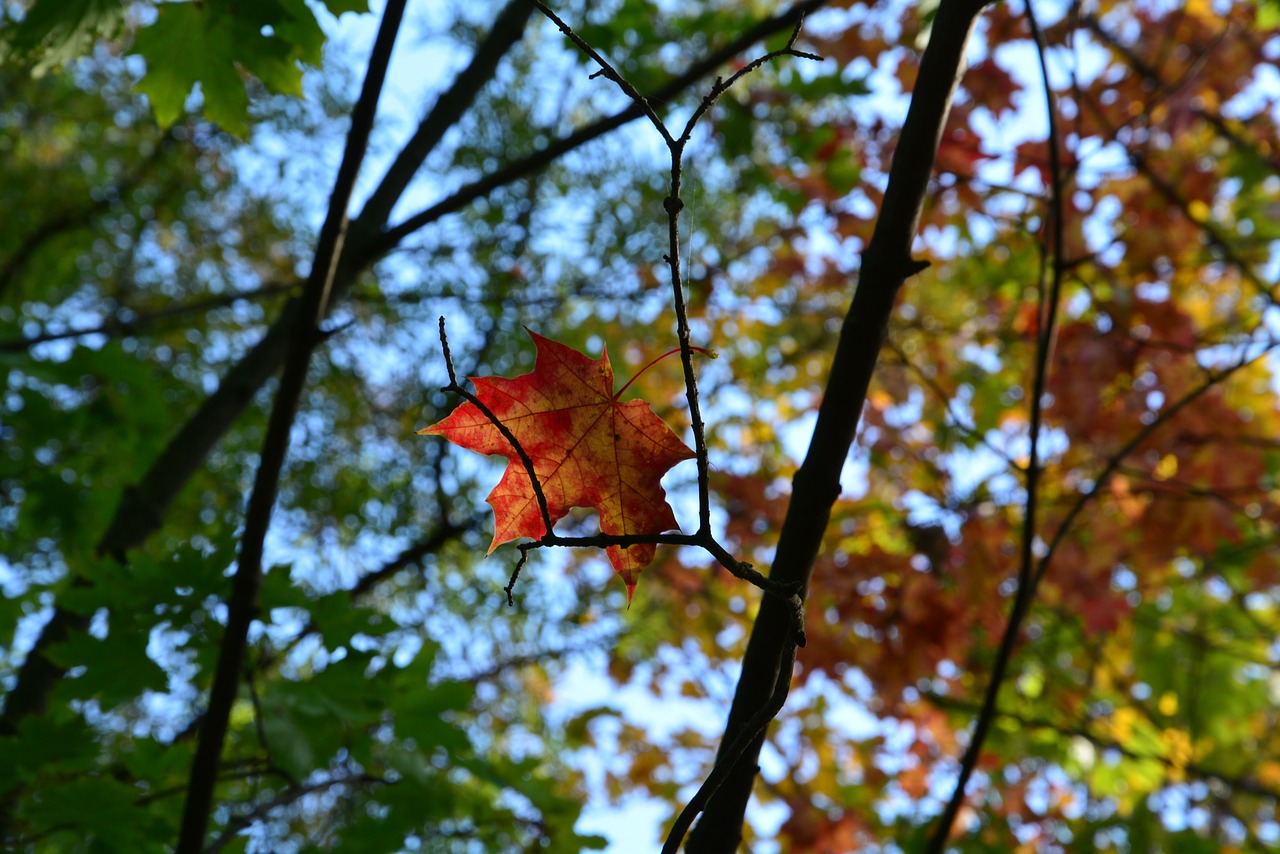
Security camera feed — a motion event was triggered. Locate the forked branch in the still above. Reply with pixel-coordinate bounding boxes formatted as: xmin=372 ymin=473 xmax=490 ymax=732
xmin=516 ymin=7 xmax=826 ymax=851
xmin=433 ymin=318 xmax=806 ymax=639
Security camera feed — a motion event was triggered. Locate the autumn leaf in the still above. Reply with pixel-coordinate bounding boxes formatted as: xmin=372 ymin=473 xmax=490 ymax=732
xmin=421 ymin=331 xmax=695 ymax=598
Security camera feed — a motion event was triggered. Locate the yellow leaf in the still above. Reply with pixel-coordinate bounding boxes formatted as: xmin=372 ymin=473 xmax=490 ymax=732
xmin=1185 ymin=0 xmax=1215 ymax=21
xmin=1153 ymin=454 xmax=1178 ymax=481
xmin=1161 ymin=728 xmax=1192 ymax=782
xmin=1108 ymin=707 xmax=1139 ymax=742
xmin=1257 ymin=761 xmax=1280 ymax=790
xmin=1187 ymin=199 xmax=1212 ymax=223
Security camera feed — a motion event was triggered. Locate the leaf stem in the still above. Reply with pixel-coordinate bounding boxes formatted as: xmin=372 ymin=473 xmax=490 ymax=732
xmin=614 ymin=345 xmax=716 ymax=400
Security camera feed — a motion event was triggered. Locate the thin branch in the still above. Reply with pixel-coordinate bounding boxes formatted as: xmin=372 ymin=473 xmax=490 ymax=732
xmin=204 ymin=773 xmax=387 ymax=854
xmin=347 ymin=519 xmax=471 ymax=600
xmin=1127 ymin=147 xmax=1274 ymax=301
xmin=522 ymin=0 xmax=674 ymax=145
xmin=924 ymin=692 xmax=1280 ymax=801
xmin=440 ymin=630 xmax=624 ymax=683
xmin=371 ymin=0 xmax=836 ymax=257
xmin=676 ymin=19 xmax=821 ymax=146
xmin=435 ymin=316 xmax=554 ymax=536
xmin=1076 ymin=15 xmax=1273 ymax=301
xmin=244 ymin=665 xmax=299 ymax=788
xmin=175 ymin=3 xmax=408 ymax=850
xmin=926 ymin=0 xmax=1066 ymax=844
xmin=1196 ymin=106 xmax=1280 ymax=176
xmin=356 ymin=0 xmax=535 ymax=228
xmin=883 ymin=340 xmax=1026 ymax=473
xmin=0 ymin=282 xmax=294 ymax=353
xmin=660 ymin=24 xmax=820 ymax=542
xmin=133 ymin=766 xmax=281 ymax=808
xmin=1037 ymin=341 xmax=1275 ymax=589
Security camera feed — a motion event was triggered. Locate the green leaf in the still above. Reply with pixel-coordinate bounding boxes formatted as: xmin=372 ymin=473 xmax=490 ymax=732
xmin=1260 ymin=0 xmax=1280 ymax=29
xmin=319 ymin=0 xmax=371 ymax=15
xmin=26 ymin=776 xmax=168 ymax=852
xmin=0 ymin=715 xmax=99 ymax=794
xmin=132 ymin=2 xmax=248 ymax=133
xmin=45 ymin=621 xmax=167 ymax=708
xmin=1 ymin=0 xmax=125 ymax=72
xmin=131 ymin=0 xmax=330 ymax=134
xmin=261 ymin=705 xmax=317 ymax=779
xmin=310 ymin=591 xmax=396 ymax=645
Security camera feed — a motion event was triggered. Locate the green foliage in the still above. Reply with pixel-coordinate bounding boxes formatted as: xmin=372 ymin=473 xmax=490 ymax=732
xmin=4 ymin=0 xmax=1280 ymax=850
xmin=133 ymin=0 xmax=319 ymax=133
xmin=0 ymin=0 xmax=125 ymax=72
xmin=4 ymin=0 xmax=370 ymax=133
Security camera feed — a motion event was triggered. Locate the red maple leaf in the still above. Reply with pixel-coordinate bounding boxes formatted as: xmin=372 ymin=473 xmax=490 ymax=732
xmin=421 ymin=331 xmax=695 ymax=598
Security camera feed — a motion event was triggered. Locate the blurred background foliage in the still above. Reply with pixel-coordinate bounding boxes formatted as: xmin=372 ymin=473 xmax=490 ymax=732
xmin=3 ymin=0 xmax=1280 ymax=850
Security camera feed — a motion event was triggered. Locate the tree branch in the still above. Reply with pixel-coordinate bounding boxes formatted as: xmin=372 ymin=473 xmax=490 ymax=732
xmin=523 ymin=0 xmax=676 ymax=145
xmin=355 ymin=0 xmax=535 ymax=228
xmin=926 ymin=1 xmax=1066 ymax=843
xmin=1 ymin=0 xmax=836 ymax=746
xmin=684 ymin=2 xmax=994 ymax=850
xmin=367 ymin=0 xmax=836 ymax=259
xmin=175 ymin=3 xmax=407 ymax=849
xmin=924 ymin=691 xmax=1280 ymax=801
xmin=204 ymin=773 xmax=387 ymax=854
xmin=0 ymin=282 xmax=294 ymax=353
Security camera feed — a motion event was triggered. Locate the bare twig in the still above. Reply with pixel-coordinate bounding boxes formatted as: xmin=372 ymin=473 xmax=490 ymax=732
xmin=676 ymin=19 xmax=821 ymax=146
xmin=926 ymin=0 xmax=1067 ymax=845
xmin=436 ymin=317 xmax=555 ymax=537
xmin=204 ymin=773 xmax=387 ymax=854
xmin=522 ymin=0 xmax=675 ymax=146
xmin=521 ymin=3 xmax=819 ymax=547
xmin=883 ymin=340 xmax=1026 ymax=473
xmin=0 ymin=282 xmax=295 ymax=353
xmin=661 ymin=23 xmax=820 ymax=543
xmin=434 ymin=318 xmax=805 ymax=630
xmin=244 ymin=665 xmax=298 ymax=789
